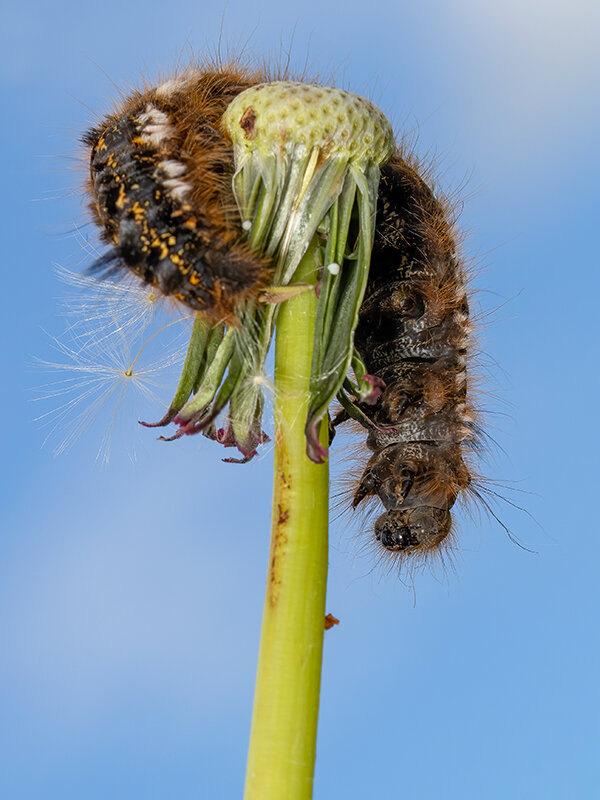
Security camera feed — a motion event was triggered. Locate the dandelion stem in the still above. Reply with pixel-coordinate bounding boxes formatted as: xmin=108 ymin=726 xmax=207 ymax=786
xmin=244 ymin=238 xmax=329 ymax=800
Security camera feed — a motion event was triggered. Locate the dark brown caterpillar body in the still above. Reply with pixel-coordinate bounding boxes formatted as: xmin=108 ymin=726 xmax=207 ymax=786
xmin=83 ymin=65 xmax=269 ymax=319
xmin=351 ymin=155 xmax=475 ymax=556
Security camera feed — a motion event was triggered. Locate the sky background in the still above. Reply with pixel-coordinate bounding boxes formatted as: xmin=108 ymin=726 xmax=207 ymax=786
xmin=2 ymin=1 xmax=599 ymax=797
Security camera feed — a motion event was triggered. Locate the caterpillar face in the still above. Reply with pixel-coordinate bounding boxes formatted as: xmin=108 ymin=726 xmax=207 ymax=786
xmin=83 ymin=67 xmax=269 ymax=318
xmin=374 ymin=507 xmax=452 ymax=553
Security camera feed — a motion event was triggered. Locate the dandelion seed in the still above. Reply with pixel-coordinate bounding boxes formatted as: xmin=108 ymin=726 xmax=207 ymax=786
xmin=54 ymin=265 xmax=162 ymax=349
xmin=34 ymin=308 xmax=189 ymax=464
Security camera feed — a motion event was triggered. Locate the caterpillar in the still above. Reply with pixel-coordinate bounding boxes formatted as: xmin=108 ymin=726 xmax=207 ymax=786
xmin=82 ymin=62 xmax=269 ymax=321
xmin=347 ymin=153 xmax=475 ymax=560
xmin=81 ymin=59 xmax=478 ymax=561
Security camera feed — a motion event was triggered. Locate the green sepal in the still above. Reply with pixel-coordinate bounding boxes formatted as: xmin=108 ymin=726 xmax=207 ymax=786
xmin=193 ymin=324 xmax=226 ymax=393
xmin=176 ymin=327 xmax=236 ymax=423
xmin=139 ymin=314 xmax=212 ymax=428
xmin=305 ymin=162 xmax=381 ymax=462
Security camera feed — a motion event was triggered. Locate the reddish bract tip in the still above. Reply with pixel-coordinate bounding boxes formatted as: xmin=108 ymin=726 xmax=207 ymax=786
xmin=360 ymin=374 xmax=386 ymax=404
xmin=305 ymin=420 xmax=329 ymax=464
xmin=139 ymin=408 xmax=178 ymax=428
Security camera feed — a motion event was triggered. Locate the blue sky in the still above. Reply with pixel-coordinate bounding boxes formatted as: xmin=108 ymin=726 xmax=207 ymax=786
xmin=1 ymin=1 xmax=599 ymax=797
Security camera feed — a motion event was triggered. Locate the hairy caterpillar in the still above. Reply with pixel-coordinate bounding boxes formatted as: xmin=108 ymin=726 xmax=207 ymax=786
xmin=347 ymin=154 xmax=475 ymax=560
xmin=82 ymin=63 xmax=270 ymax=320
xmin=81 ymin=59 xmax=479 ymax=561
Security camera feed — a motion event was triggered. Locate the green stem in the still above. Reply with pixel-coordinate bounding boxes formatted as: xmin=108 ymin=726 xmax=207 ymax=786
xmin=244 ymin=239 xmax=329 ymax=800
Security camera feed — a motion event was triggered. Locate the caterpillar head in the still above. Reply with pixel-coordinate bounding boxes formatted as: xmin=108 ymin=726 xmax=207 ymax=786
xmin=374 ymin=507 xmax=452 ymax=552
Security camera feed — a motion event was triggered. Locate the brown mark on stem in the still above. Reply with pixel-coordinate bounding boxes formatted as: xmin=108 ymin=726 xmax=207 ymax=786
xmin=324 ymin=614 xmax=339 ymax=630
xmin=277 ymin=503 xmax=289 ymax=526
xmin=269 ymin=478 xmax=291 ymax=606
